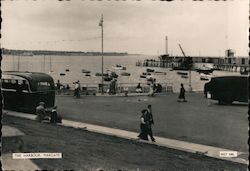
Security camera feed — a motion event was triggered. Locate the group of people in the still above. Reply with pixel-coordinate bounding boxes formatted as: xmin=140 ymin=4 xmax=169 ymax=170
xmin=35 ymin=102 xmax=62 ymax=124
xmin=138 ymin=105 xmax=155 ymax=142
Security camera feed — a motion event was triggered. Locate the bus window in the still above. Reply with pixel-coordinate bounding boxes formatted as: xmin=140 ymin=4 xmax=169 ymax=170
xmin=37 ymin=82 xmax=52 ymax=91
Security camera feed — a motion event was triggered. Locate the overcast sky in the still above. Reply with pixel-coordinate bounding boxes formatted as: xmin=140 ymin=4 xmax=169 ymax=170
xmin=2 ymin=0 xmax=248 ymax=56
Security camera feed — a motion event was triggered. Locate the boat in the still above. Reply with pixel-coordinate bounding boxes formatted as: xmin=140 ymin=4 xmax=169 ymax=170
xmin=196 ymin=67 xmax=214 ymax=74
xmin=110 ymin=72 xmax=118 ymax=78
xmin=140 ymin=75 xmax=147 ymax=78
xmin=85 ymin=73 xmax=91 ymax=76
xmin=181 ymin=75 xmax=188 ymax=79
xmin=177 ymin=71 xmax=188 ymax=75
xmin=121 ymin=72 xmax=131 ymax=76
xmin=95 ymin=72 xmax=108 ymax=76
xmin=146 ymin=68 xmax=154 ymax=72
xmin=142 ymin=72 xmax=151 ymax=76
xmin=112 ymin=65 xmax=126 ymax=70
xmin=65 ymin=69 xmax=70 ymax=72
xmin=200 ymin=73 xmax=211 ymax=81
xmin=60 ymin=73 xmax=66 ymax=76
xmin=103 ymin=76 xmax=112 ymax=81
xmin=82 ymin=69 xmax=91 ymax=73
xmin=154 ymin=71 xmax=167 ymax=75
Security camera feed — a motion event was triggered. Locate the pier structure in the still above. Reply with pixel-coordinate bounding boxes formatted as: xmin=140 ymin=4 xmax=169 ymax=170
xmin=136 ymin=54 xmax=249 ymax=73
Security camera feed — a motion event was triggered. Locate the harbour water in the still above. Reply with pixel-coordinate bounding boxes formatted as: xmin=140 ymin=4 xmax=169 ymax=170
xmin=2 ymin=54 xmax=241 ymax=92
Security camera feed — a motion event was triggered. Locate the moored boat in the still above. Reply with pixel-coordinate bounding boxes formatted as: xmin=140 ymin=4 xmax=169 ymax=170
xmin=146 ymin=68 xmax=154 ymax=72
xmin=112 ymin=64 xmax=126 ymax=70
xmin=200 ymin=73 xmax=211 ymax=81
xmin=121 ymin=72 xmax=131 ymax=76
xmin=181 ymin=75 xmax=188 ymax=79
xmin=177 ymin=71 xmax=188 ymax=75
xmin=82 ymin=69 xmax=91 ymax=73
xmin=95 ymin=72 xmax=108 ymax=76
xmin=153 ymin=71 xmax=167 ymax=75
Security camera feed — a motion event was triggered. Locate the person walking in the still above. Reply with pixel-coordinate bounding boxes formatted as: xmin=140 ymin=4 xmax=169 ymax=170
xmin=146 ymin=105 xmax=155 ymax=142
xmin=178 ymin=83 xmax=187 ymax=102
xmin=74 ymin=80 xmax=81 ymax=98
xmin=138 ymin=109 xmax=149 ymax=141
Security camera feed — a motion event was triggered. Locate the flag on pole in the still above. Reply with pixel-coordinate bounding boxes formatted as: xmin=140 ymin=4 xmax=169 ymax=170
xmin=99 ymin=15 xmax=103 ymax=27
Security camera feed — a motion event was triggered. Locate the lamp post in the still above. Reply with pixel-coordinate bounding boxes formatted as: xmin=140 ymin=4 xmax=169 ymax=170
xmin=99 ymin=14 xmax=104 ymax=94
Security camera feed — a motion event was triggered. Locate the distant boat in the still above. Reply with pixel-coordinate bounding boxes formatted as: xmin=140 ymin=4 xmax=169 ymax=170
xmin=82 ymin=69 xmax=91 ymax=73
xmin=121 ymin=72 xmax=131 ymax=76
xmin=154 ymin=71 xmax=167 ymax=75
xmin=142 ymin=72 xmax=151 ymax=76
xmin=60 ymin=73 xmax=66 ymax=76
xmin=65 ymin=69 xmax=70 ymax=72
xmin=200 ymin=73 xmax=211 ymax=81
xmin=196 ymin=67 xmax=214 ymax=74
xmin=85 ymin=73 xmax=91 ymax=76
xmin=140 ymin=75 xmax=147 ymax=78
xmin=95 ymin=72 xmax=108 ymax=76
xmin=146 ymin=68 xmax=154 ymax=72
xmin=181 ymin=75 xmax=188 ymax=79
xmin=112 ymin=65 xmax=126 ymax=70
xmin=110 ymin=72 xmax=118 ymax=78
xmin=177 ymin=71 xmax=188 ymax=75
xmin=103 ymin=76 xmax=113 ymax=81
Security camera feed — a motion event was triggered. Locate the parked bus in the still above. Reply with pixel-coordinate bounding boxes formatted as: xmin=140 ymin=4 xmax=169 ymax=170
xmin=204 ymin=75 xmax=248 ymax=104
xmin=1 ymin=71 xmax=55 ymax=113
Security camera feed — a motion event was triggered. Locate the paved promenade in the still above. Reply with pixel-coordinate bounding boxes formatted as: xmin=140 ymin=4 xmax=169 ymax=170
xmin=55 ymin=93 xmax=248 ymax=153
xmin=5 ymin=110 xmax=248 ymax=165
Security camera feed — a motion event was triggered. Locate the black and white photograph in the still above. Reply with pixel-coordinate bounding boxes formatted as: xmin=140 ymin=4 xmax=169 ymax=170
xmin=1 ymin=0 xmax=249 ymax=170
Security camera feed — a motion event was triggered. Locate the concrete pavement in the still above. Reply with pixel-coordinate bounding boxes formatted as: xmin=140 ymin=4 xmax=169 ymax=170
xmin=4 ymin=110 xmax=248 ymax=165
xmin=56 ymin=93 xmax=248 ymax=153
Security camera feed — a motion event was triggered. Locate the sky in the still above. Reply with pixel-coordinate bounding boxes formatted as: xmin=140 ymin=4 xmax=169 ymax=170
xmin=1 ymin=0 xmax=249 ymax=56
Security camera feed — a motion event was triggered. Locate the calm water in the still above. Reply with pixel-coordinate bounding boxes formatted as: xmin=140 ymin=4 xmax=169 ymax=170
xmin=2 ymin=55 xmax=241 ymax=92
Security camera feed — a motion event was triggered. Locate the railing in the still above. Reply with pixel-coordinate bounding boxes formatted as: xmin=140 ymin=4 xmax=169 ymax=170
xmin=55 ymin=82 xmax=174 ymax=95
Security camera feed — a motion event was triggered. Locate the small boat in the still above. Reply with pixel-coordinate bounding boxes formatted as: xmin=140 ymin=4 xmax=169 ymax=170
xmin=140 ymin=75 xmax=147 ymax=78
xmin=60 ymin=73 xmax=66 ymax=76
xmin=200 ymin=73 xmax=211 ymax=81
xmin=85 ymin=73 xmax=91 ymax=76
xmin=142 ymin=72 xmax=151 ymax=76
xmin=147 ymin=77 xmax=156 ymax=82
xmin=82 ymin=69 xmax=91 ymax=73
xmin=95 ymin=72 xmax=108 ymax=76
xmin=146 ymin=68 xmax=154 ymax=72
xmin=121 ymin=72 xmax=131 ymax=76
xmin=181 ymin=75 xmax=188 ymax=79
xmin=177 ymin=71 xmax=188 ymax=75
xmin=103 ymin=76 xmax=113 ymax=81
xmin=110 ymin=72 xmax=118 ymax=78
xmin=196 ymin=67 xmax=214 ymax=74
xmin=154 ymin=71 xmax=167 ymax=75
xmin=112 ymin=65 xmax=126 ymax=70
xmin=65 ymin=69 xmax=70 ymax=72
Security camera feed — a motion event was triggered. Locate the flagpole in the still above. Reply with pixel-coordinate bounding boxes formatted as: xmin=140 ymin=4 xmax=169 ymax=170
xmin=101 ymin=14 xmax=104 ymax=94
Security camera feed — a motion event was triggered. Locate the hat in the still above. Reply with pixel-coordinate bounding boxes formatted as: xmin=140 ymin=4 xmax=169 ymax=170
xmin=39 ymin=102 xmax=45 ymax=106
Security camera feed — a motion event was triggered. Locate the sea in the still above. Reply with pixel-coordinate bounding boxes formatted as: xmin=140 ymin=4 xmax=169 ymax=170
xmin=1 ymin=54 xmax=241 ymax=92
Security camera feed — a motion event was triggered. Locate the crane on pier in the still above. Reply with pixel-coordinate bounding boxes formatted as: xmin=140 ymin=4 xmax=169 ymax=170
xmin=178 ymin=43 xmax=192 ymax=91
xmin=178 ymin=44 xmax=186 ymax=58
